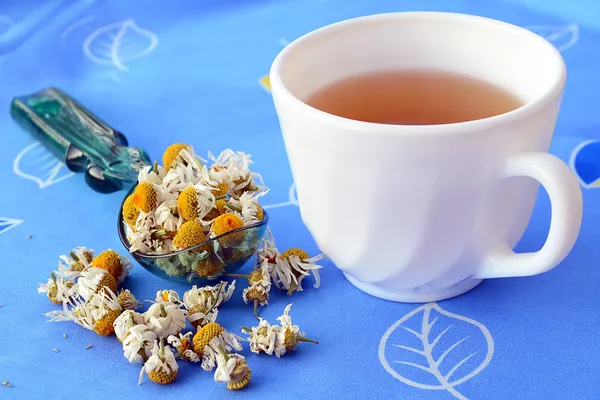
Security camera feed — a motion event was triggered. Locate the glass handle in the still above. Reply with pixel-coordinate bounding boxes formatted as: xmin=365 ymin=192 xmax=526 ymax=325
xmin=10 ymin=87 xmax=151 ymax=193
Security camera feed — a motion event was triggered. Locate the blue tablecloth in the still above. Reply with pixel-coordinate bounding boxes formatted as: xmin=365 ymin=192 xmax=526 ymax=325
xmin=0 ymin=1 xmax=598 ymax=399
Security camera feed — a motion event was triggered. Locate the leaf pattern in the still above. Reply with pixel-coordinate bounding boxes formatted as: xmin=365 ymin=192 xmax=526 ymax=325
xmin=83 ymin=19 xmax=158 ymax=71
xmin=526 ymin=24 xmax=579 ymax=52
xmin=0 ymin=217 xmax=23 ymax=236
xmin=569 ymin=139 xmax=600 ymax=189
xmin=264 ymin=182 xmax=298 ymax=209
xmin=379 ymin=303 xmax=494 ymax=399
xmin=13 ymin=143 xmax=74 ymax=189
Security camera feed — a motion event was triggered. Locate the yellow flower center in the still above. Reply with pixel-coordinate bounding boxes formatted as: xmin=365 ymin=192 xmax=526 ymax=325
xmin=193 ymin=322 xmax=223 ymax=355
xmin=163 ymin=143 xmax=191 ymax=170
xmin=133 ymin=182 xmax=157 ymax=213
xmin=92 ymin=250 xmax=123 ymax=280
xmin=211 ymin=182 xmax=229 ymax=197
xmin=162 ymin=292 xmax=170 ymax=302
xmin=123 ymin=194 xmax=140 ymax=227
xmin=177 ymin=186 xmax=199 ymax=220
xmin=281 ymin=248 xmax=310 ymax=261
xmin=172 ymin=220 xmax=207 ymax=250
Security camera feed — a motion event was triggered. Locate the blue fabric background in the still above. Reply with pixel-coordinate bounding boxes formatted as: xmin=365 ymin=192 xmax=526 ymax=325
xmin=0 ymin=0 xmax=598 ymax=399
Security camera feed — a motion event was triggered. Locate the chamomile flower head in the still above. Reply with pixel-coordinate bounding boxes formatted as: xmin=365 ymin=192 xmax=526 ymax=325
xmin=123 ymin=194 xmax=140 ymax=227
xmin=194 ymin=255 xmax=223 ymax=278
xmin=133 ymin=182 xmax=158 ymax=213
xmin=56 ymin=246 xmax=94 ymax=279
xmin=243 ymin=318 xmax=278 ymax=355
xmin=276 ymin=248 xmax=323 ymax=293
xmin=114 ymin=310 xmax=145 ymax=342
xmin=211 ymin=213 xmax=245 ymax=247
xmin=242 ymin=263 xmax=272 ymax=310
xmin=88 ymin=289 xmax=124 ymax=336
xmin=162 ymin=143 xmax=191 ymax=170
xmin=144 ymin=302 xmax=187 ymax=338
xmin=214 ymin=352 xmax=251 ymax=390
xmin=117 ymin=289 xmax=143 ymax=311
xmin=177 ymin=184 xmax=216 ymax=221
xmin=154 ymin=200 xmax=182 ymax=233
xmin=123 ymin=324 xmax=157 ymax=364
xmin=77 ymin=267 xmax=118 ymax=300
xmin=274 ymin=304 xmax=318 ymax=357
xmin=209 ymin=149 xmax=264 ymax=197
xmin=193 ymin=322 xmax=224 ymax=356
xmin=227 ymin=190 xmax=268 ymax=224
xmin=211 ymin=181 xmax=229 ymax=197
xmin=155 ymin=289 xmax=180 ymax=304
xmin=139 ymin=339 xmax=179 ymax=385
xmin=137 ymin=163 xmax=166 ymax=185
xmin=172 ymin=220 xmax=207 ymax=251
xmin=167 ymin=332 xmax=200 ymax=363
xmin=92 ymin=249 xmax=132 ymax=283
xmin=199 ymin=330 xmax=244 ymax=372
xmin=45 ymin=296 xmax=95 ymax=331
xmin=183 ymin=281 xmax=235 ymax=329
xmin=38 ymin=273 xmax=75 ymax=305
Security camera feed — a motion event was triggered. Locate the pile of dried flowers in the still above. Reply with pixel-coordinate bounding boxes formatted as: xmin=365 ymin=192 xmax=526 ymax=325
xmin=39 ymin=235 xmax=323 ymax=389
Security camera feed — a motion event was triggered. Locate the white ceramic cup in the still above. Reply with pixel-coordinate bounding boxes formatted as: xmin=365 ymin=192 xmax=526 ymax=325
xmin=269 ymin=12 xmax=583 ymax=303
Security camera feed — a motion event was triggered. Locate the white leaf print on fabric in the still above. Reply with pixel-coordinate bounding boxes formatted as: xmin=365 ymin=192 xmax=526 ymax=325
xmin=0 ymin=217 xmax=23 ymax=236
xmin=263 ymin=182 xmax=298 ymax=209
xmin=526 ymin=24 xmax=579 ymax=52
xmin=83 ymin=19 xmax=158 ymax=71
xmin=13 ymin=143 xmax=74 ymax=188
xmin=379 ymin=303 xmax=494 ymax=400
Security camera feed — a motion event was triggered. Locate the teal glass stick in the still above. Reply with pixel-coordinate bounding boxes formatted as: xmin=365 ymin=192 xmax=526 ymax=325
xmin=10 ymin=87 xmax=151 ymax=193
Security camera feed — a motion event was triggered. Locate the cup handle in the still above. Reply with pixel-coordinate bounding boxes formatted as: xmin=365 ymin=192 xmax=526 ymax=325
xmin=474 ymin=152 xmax=583 ymax=279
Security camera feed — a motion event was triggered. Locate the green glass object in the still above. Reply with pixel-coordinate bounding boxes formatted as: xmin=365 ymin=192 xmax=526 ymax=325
xmin=10 ymin=87 xmax=151 ymax=193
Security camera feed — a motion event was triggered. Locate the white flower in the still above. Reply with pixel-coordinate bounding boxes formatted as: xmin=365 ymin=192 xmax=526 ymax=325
xmin=154 ymin=200 xmax=183 ymax=233
xmin=124 ymin=324 xmax=157 ymax=364
xmin=56 ymin=246 xmax=94 ymax=279
xmin=200 ymin=331 xmax=244 ymax=372
xmin=214 ymin=352 xmax=239 ymax=383
xmin=113 ymin=310 xmax=145 ymax=342
xmin=167 ymin=332 xmax=200 ymax=363
xmin=137 ymin=164 xmax=166 ymax=185
xmin=155 ymin=289 xmax=180 ymax=304
xmin=208 ymin=149 xmax=264 ymax=195
xmin=257 ymin=227 xmax=280 ymax=265
xmin=45 ymin=296 xmax=95 ymax=330
xmin=76 ymin=267 xmax=114 ymax=300
xmin=227 ymin=190 xmax=268 ymax=224
xmin=245 ymin=319 xmax=279 ymax=355
xmin=37 ymin=275 xmax=76 ymax=303
xmin=117 ymin=289 xmax=142 ymax=311
xmin=242 ymin=264 xmax=272 ymax=307
xmin=139 ymin=340 xmax=178 ymax=385
xmin=188 ymin=184 xmax=218 ymax=220
xmin=274 ymin=304 xmax=306 ymax=357
xmin=144 ymin=302 xmax=187 ymax=338
xmin=183 ymin=281 xmax=236 ymax=312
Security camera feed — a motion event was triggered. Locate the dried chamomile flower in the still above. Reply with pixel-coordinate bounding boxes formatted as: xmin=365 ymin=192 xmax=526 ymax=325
xmin=167 ymin=332 xmax=200 ymax=363
xmin=56 ymin=246 xmax=94 ymax=279
xmin=77 ymin=267 xmax=118 ymax=300
xmin=144 ymin=301 xmax=187 ymax=338
xmin=114 ymin=310 xmax=145 ymax=342
xmin=258 ymin=230 xmax=323 ymax=294
xmin=124 ymin=324 xmax=157 ymax=364
xmin=163 ymin=143 xmax=191 ymax=170
xmin=172 ymin=220 xmax=208 ymax=251
xmin=211 ymin=181 xmax=229 ymax=197
xmin=139 ymin=339 xmax=178 ymax=385
xmin=198 ymin=328 xmax=244 ymax=372
xmin=183 ymin=281 xmax=235 ymax=329
xmin=117 ymin=289 xmax=142 ymax=311
xmin=45 ymin=296 xmax=95 ymax=331
xmin=241 ymin=318 xmax=278 ymax=355
xmin=37 ymin=273 xmax=75 ymax=305
xmin=214 ymin=352 xmax=251 ymax=390
xmin=88 ymin=290 xmax=124 ymax=336
xmin=211 ymin=213 xmax=245 ymax=247
xmin=193 ymin=322 xmax=223 ymax=356
xmin=274 ymin=304 xmax=318 ymax=357
xmin=209 ymin=149 xmax=265 ymax=197
xmin=155 ymin=289 xmax=180 ymax=304
xmin=137 ymin=163 xmax=166 ymax=185
xmin=203 ymin=198 xmax=228 ymax=221
xmin=92 ymin=249 xmax=132 ymax=284
xmin=194 ymin=254 xmax=224 ymax=278
xmin=226 ymin=191 xmax=268 ymax=224
xmin=123 ymin=194 xmax=140 ymax=228
xmin=154 ymin=199 xmax=182 ymax=233
xmin=133 ymin=182 xmax=158 ymax=213
xmin=238 ymin=263 xmax=272 ymax=319
xmin=177 ymin=184 xmax=217 ymax=221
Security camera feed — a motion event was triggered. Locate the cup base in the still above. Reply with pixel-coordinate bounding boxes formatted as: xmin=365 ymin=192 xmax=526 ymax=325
xmin=343 ymin=273 xmax=484 ymax=303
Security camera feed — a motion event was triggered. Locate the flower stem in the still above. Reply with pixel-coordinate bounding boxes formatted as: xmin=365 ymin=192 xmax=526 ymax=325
xmin=297 ymin=336 xmax=319 ymax=345
xmin=253 ymin=300 xmax=259 ymax=321
xmin=216 ymin=344 xmax=230 ymax=362
xmin=227 ymin=273 xmax=250 ymax=279
xmin=153 ymin=161 xmax=158 ymax=174
xmin=226 ymin=204 xmax=242 ymax=213
xmin=50 ymin=272 xmax=57 ymax=284
xmin=204 ymin=282 xmax=224 ymax=315
xmin=240 ymin=326 xmax=252 ymax=332
xmin=160 ymin=304 xmax=167 ymax=318
xmin=69 ymin=251 xmax=79 ymax=262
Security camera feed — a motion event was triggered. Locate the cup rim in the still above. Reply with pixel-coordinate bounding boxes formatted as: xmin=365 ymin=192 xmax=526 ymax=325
xmin=269 ymin=11 xmax=567 ymax=135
